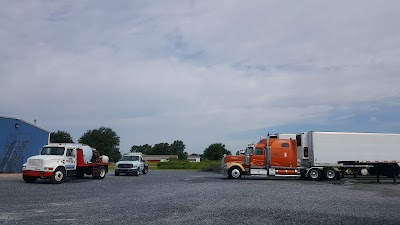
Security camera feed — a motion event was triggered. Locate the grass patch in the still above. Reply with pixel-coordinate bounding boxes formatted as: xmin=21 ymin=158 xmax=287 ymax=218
xmin=157 ymin=159 xmax=220 ymax=171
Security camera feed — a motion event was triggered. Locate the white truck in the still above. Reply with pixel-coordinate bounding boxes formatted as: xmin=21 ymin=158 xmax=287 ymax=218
xmin=22 ymin=143 xmax=110 ymax=184
xmin=296 ymin=131 xmax=400 ymax=182
xmin=114 ymin=152 xmax=148 ymax=176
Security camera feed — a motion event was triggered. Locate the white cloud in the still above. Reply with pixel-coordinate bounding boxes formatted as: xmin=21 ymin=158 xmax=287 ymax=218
xmin=1 ymin=1 xmax=400 ymax=153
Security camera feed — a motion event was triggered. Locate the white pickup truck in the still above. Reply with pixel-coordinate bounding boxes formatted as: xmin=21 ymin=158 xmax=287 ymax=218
xmin=115 ymin=152 xmax=148 ymax=176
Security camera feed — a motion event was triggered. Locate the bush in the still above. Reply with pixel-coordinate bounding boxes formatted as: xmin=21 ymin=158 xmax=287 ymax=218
xmin=157 ymin=160 xmax=220 ymax=171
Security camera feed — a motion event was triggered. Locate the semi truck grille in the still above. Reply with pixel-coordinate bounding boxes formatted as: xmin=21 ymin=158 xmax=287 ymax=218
xmin=28 ymin=159 xmax=43 ymax=167
xmin=118 ymin=164 xmax=133 ymax=168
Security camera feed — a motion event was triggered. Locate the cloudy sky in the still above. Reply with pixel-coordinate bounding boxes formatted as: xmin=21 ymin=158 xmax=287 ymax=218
xmin=1 ymin=1 xmax=400 ymax=154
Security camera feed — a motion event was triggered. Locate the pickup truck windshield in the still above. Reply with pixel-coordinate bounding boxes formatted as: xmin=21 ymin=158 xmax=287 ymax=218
xmin=121 ymin=156 xmax=139 ymax=161
xmin=41 ymin=147 xmax=65 ymax=156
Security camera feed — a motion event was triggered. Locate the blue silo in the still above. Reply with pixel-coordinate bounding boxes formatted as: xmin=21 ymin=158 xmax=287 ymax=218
xmin=0 ymin=116 xmax=50 ymax=173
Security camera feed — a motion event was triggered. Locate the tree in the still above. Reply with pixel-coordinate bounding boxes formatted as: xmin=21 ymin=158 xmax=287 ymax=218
xmin=203 ymin=143 xmax=231 ymax=161
xmin=130 ymin=144 xmax=152 ymax=154
xmin=50 ymin=130 xmax=73 ymax=143
xmin=170 ymin=140 xmax=187 ymax=160
xmin=150 ymin=143 xmax=170 ymax=155
xmin=78 ymin=127 xmax=121 ymax=162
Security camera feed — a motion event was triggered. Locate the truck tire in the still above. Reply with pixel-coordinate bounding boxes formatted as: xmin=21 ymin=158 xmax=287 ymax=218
xmin=143 ymin=167 xmax=148 ymax=175
xmin=324 ymin=168 xmax=337 ymax=180
xmin=308 ymin=168 xmax=322 ymax=181
xmin=115 ymin=171 xmax=120 ymax=176
xmin=50 ymin=168 xmax=66 ymax=184
xmin=96 ymin=166 xmax=107 ymax=179
xmin=134 ymin=170 xmax=139 ymax=176
xmin=23 ymin=175 xmax=38 ymax=183
xmin=228 ymin=167 xmax=242 ymax=179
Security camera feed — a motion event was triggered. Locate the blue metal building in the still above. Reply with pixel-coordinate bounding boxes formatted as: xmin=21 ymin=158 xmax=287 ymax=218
xmin=0 ymin=116 xmax=50 ymax=173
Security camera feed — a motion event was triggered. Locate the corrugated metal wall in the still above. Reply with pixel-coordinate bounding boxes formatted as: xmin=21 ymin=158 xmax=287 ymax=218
xmin=0 ymin=117 xmax=49 ymax=173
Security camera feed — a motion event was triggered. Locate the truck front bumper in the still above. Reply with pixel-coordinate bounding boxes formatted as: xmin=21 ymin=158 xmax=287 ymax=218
xmin=115 ymin=168 xmax=138 ymax=173
xmin=23 ymin=170 xmax=53 ymax=178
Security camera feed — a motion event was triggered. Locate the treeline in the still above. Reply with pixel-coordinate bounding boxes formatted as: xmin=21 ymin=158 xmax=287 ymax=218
xmin=51 ymin=128 xmax=232 ymax=163
xmin=131 ymin=140 xmax=188 ymax=160
xmin=131 ymin=142 xmax=232 ymax=161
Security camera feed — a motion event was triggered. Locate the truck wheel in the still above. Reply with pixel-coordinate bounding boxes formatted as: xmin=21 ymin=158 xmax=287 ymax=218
xmin=98 ymin=166 xmax=107 ymax=179
xmin=115 ymin=171 xmax=120 ymax=176
xmin=324 ymin=168 xmax=337 ymax=180
xmin=228 ymin=167 xmax=242 ymax=179
xmin=23 ymin=175 xmax=38 ymax=183
xmin=50 ymin=168 xmax=65 ymax=184
xmin=308 ymin=168 xmax=322 ymax=181
xmin=143 ymin=167 xmax=148 ymax=175
xmin=134 ymin=170 xmax=139 ymax=176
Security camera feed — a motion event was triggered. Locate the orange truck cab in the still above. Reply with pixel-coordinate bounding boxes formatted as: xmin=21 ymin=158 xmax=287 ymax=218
xmin=222 ymin=138 xmax=298 ymax=179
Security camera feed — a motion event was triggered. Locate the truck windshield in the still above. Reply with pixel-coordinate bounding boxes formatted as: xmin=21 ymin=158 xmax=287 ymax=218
xmin=121 ymin=156 xmax=139 ymax=161
xmin=41 ymin=147 xmax=65 ymax=156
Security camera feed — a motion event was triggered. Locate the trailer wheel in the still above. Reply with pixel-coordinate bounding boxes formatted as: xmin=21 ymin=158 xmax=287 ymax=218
xmin=228 ymin=167 xmax=242 ymax=179
xmin=50 ymin=168 xmax=65 ymax=184
xmin=23 ymin=175 xmax=38 ymax=183
xmin=143 ymin=167 xmax=148 ymax=175
xmin=324 ymin=168 xmax=336 ymax=180
xmin=308 ymin=168 xmax=322 ymax=181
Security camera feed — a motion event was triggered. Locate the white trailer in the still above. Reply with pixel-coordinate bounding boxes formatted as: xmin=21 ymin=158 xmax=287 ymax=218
xmin=296 ymin=131 xmax=400 ymax=182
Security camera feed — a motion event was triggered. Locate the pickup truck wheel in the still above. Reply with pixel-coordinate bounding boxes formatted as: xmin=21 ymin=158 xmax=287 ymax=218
xmin=50 ymin=168 xmax=65 ymax=184
xmin=134 ymin=170 xmax=139 ymax=176
xmin=228 ymin=167 xmax=242 ymax=179
xmin=143 ymin=167 xmax=148 ymax=175
xmin=115 ymin=171 xmax=120 ymax=176
xmin=308 ymin=168 xmax=322 ymax=181
xmin=23 ymin=175 xmax=38 ymax=183
xmin=324 ymin=168 xmax=336 ymax=180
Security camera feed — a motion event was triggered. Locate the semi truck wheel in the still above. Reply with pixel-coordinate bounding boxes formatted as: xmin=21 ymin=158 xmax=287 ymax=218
xmin=228 ymin=167 xmax=242 ymax=179
xmin=324 ymin=168 xmax=336 ymax=180
xmin=308 ymin=168 xmax=322 ymax=181
xmin=50 ymin=168 xmax=65 ymax=184
xmin=23 ymin=175 xmax=38 ymax=183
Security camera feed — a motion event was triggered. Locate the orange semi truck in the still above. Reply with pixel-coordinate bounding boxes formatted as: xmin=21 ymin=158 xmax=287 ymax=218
xmin=222 ymin=132 xmax=400 ymax=182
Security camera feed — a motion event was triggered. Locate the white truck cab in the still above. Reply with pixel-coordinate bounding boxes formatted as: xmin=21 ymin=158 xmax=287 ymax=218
xmin=115 ymin=152 xmax=148 ymax=176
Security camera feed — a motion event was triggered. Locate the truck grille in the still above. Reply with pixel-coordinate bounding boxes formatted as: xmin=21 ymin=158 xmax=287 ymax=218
xmin=28 ymin=159 xmax=43 ymax=168
xmin=118 ymin=164 xmax=133 ymax=168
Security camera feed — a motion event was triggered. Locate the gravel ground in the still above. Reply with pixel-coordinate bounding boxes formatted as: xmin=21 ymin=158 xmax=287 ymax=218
xmin=1 ymin=171 xmax=400 ymax=225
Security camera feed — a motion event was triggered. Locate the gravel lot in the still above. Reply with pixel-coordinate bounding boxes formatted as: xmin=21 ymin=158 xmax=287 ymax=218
xmin=1 ymin=171 xmax=400 ymax=225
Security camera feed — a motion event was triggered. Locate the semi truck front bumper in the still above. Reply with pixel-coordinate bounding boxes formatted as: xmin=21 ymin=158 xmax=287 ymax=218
xmin=23 ymin=170 xmax=53 ymax=178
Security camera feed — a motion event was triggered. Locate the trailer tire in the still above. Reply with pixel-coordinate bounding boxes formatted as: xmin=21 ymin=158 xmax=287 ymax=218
xmin=228 ymin=167 xmax=242 ymax=179
xmin=143 ymin=167 xmax=148 ymax=175
xmin=308 ymin=168 xmax=322 ymax=181
xmin=50 ymin=167 xmax=66 ymax=184
xmin=324 ymin=168 xmax=336 ymax=180
xmin=23 ymin=175 xmax=38 ymax=183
